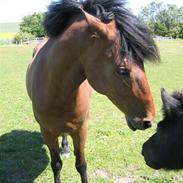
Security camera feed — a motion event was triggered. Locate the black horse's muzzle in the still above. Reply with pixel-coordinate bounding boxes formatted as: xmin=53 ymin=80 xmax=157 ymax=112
xmin=141 ymin=142 xmax=161 ymax=170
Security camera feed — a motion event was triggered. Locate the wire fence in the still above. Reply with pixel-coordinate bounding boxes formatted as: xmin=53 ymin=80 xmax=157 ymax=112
xmin=154 ymin=36 xmax=173 ymax=40
xmin=0 ymin=37 xmax=45 ymax=45
xmin=0 ymin=36 xmax=176 ymax=45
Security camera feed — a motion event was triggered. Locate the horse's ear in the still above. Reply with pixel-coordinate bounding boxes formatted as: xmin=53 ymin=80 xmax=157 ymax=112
xmin=81 ymin=10 xmax=116 ymax=40
xmin=161 ymin=88 xmax=180 ymax=115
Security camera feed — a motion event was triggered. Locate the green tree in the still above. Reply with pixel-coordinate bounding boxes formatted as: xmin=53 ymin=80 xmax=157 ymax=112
xmin=177 ymin=23 xmax=183 ymax=38
xmin=14 ymin=32 xmax=35 ymax=44
xmin=138 ymin=2 xmax=183 ymax=38
xmin=20 ymin=13 xmax=45 ymax=37
xmin=154 ymin=22 xmax=167 ymax=37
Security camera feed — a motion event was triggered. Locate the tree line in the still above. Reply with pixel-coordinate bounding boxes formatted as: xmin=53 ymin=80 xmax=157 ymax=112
xmin=14 ymin=1 xmax=183 ymax=43
xmin=138 ymin=2 xmax=183 ymax=38
xmin=14 ymin=13 xmax=44 ymax=43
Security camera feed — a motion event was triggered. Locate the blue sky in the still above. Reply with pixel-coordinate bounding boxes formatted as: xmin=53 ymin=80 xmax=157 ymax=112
xmin=0 ymin=0 xmax=183 ymax=22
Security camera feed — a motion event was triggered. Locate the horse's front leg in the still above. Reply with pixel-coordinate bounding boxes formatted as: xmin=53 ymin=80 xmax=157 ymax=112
xmin=41 ymin=127 xmax=62 ymax=183
xmin=71 ymin=120 xmax=88 ymax=183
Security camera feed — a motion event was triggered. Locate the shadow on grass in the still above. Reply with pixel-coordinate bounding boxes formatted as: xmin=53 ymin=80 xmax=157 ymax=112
xmin=0 ymin=130 xmax=49 ymax=183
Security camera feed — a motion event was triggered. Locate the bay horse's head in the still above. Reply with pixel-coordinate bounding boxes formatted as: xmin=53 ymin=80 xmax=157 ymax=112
xmin=79 ymin=1 xmax=159 ymax=131
xmin=44 ymin=0 xmax=160 ymax=131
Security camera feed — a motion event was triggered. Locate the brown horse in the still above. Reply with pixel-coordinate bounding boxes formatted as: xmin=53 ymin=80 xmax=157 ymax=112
xmin=26 ymin=0 xmax=159 ymax=182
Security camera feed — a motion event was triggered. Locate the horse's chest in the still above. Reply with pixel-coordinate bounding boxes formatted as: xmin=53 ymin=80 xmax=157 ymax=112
xmin=36 ymin=111 xmax=88 ymax=135
xmin=33 ymin=99 xmax=89 ymax=134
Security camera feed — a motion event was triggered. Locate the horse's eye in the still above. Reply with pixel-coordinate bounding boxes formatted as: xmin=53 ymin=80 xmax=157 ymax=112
xmin=116 ymin=67 xmax=130 ymax=77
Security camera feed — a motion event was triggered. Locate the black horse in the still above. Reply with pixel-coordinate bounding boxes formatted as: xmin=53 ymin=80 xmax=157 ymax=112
xmin=142 ymin=88 xmax=183 ymax=169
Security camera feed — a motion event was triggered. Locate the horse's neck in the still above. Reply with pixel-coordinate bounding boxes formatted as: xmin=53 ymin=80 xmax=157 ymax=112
xmin=46 ymin=40 xmax=86 ymax=102
xmin=45 ymin=18 xmax=89 ymax=102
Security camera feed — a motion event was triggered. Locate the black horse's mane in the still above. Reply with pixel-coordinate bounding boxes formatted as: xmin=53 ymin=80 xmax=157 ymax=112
xmin=43 ymin=0 xmax=160 ymax=63
xmin=162 ymin=91 xmax=183 ymax=118
xmin=172 ymin=91 xmax=183 ymax=110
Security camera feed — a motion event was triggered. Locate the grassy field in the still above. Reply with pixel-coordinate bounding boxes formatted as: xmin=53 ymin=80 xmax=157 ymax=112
xmin=0 ymin=23 xmax=19 ymax=42
xmin=0 ymin=40 xmax=183 ymax=183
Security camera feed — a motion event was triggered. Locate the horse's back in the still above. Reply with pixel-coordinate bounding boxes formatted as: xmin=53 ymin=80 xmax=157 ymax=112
xmin=26 ymin=39 xmax=50 ymax=100
xmin=32 ymin=38 xmax=48 ymax=58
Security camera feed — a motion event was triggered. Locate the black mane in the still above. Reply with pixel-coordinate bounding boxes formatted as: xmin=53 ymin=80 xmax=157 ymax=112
xmin=43 ymin=0 xmax=160 ymax=63
xmin=162 ymin=90 xmax=183 ymax=118
xmin=172 ymin=91 xmax=183 ymax=110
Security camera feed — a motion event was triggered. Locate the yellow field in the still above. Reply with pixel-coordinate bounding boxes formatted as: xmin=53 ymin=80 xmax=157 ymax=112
xmin=0 ymin=32 xmax=16 ymax=39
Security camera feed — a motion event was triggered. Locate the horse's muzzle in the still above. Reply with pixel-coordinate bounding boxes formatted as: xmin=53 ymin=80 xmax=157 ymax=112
xmin=141 ymin=144 xmax=161 ymax=170
xmin=126 ymin=116 xmax=152 ymax=131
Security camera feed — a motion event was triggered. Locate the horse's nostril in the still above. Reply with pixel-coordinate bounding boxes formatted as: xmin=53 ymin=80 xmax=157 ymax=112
xmin=143 ymin=120 xmax=152 ymax=129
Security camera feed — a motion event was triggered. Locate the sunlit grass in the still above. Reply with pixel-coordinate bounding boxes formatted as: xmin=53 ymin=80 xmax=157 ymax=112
xmin=0 ymin=40 xmax=183 ymax=183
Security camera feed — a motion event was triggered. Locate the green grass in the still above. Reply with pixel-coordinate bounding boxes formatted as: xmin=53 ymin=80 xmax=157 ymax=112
xmin=0 ymin=40 xmax=183 ymax=183
xmin=0 ymin=22 xmax=20 ymax=33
